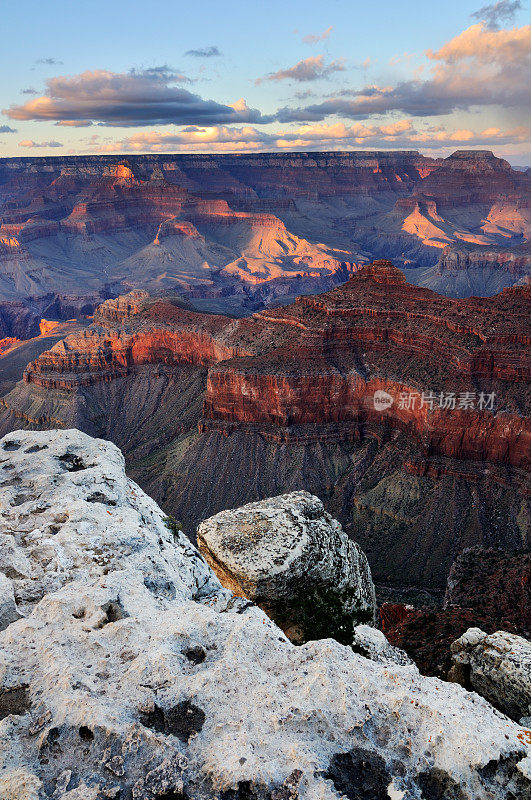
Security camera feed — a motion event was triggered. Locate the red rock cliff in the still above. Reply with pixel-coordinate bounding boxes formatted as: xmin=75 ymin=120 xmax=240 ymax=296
xmin=23 ymin=263 xmax=531 ymax=471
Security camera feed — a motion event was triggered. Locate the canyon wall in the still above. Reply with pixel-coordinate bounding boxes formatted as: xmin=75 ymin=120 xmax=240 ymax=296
xmin=1 ymin=261 xmax=528 ymax=592
xmin=1 ymin=150 xmax=529 ymax=316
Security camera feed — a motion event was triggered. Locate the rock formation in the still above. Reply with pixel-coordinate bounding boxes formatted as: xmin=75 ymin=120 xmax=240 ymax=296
xmin=381 ymin=548 xmax=530 ymax=678
xmin=1 ymin=262 xmax=528 ymax=593
xmin=0 ymin=428 xmax=530 ymax=799
xmin=410 ymin=242 xmax=530 ymax=298
xmin=351 ymin=624 xmax=413 ymax=666
xmin=449 ymin=629 xmax=531 ymax=724
xmin=0 ymin=150 xmax=529 ymax=321
xmin=444 ymin=548 xmax=530 ymax=634
xmin=0 ymin=571 xmax=20 ymax=632
xmin=197 ymin=491 xmax=376 ymax=644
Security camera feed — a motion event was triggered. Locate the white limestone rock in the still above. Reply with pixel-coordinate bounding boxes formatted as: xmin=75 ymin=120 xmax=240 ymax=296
xmin=450 ymin=628 xmax=531 ymax=723
xmin=352 ymin=624 xmax=414 ymax=667
xmin=0 ymin=429 xmax=529 ymax=800
xmin=0 ymin=572 xmax=21 ymax=632
xmin=197 ymin=491 xmax=376 ymax=644
xmin=0 ymin=429 xmax=222 ymax=617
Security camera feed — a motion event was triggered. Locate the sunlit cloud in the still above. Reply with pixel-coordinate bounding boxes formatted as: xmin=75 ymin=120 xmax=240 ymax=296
xmin=278 ymin=22 xmax=531 ymax=121
xmin=302 ymin=26 xmax=333 ymax=44
xmin=426 ymin=20 xmax=530 ymax=62
xmin=255 ymin=55 xmax=345 ymax=84
xmin=18 ymin=139 xmax=63 ymax=148
xmin=94 ymin=120 xmax=530 ymax=155
xmin=4 ymin=67 xmax=271 ymax=127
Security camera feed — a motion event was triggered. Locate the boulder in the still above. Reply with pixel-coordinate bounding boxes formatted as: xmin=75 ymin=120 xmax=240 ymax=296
xmin=197 ymin=491 xmax=376 ymax=644
xmin=351 ymin=624 xmax=413 ymax=666
xmin=0 ymin=430 xmax=530 ymax=800
xmin=449 ymin=628 xmax=531 ymax=723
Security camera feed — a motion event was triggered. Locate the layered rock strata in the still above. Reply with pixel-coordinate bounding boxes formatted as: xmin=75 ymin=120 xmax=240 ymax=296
xmin=1 ymin=262 xmax=529 ymax=591
xmin=1 ymin=149 xmax=529 ymax=313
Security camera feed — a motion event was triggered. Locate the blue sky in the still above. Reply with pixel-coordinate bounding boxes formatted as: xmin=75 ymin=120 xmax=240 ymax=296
xmin=0 ymin=0 xmax=529 ymax=161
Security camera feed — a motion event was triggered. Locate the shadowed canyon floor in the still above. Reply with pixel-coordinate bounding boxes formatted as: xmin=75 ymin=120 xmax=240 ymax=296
xmin=1 ymin=262 xmax=528 ymax=598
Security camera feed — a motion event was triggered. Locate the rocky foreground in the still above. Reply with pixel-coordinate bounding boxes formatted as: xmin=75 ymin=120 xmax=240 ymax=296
xmin=0 ymin=428 xmax=530 ymax=799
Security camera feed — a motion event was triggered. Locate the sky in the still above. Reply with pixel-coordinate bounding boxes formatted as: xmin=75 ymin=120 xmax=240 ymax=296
xmin=0 ymin=0 xmax=529 ymax=163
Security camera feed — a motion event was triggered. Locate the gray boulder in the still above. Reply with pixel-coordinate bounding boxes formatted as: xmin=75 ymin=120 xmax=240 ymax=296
xmin=450 ymin=628 xmax=531 ymax=722
xmin=352 ymin=624 xmax=414 ymax=666
xmin=197 ymin=491 xmax=376 ymax=644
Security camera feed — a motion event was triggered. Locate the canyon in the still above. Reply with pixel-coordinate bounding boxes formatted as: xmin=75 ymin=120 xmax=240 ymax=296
xmin=1 ymin=260 xmax=528 ymax=597
xmin=0 ymin=150 xmax=529 ymax=334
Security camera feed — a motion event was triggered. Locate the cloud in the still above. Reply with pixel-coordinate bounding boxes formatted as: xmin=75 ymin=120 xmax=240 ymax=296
xmin=471 ymin=0 xmax=522 ymax=30
xmin=426 ymin=20 xmax=529 ymax=62
xmin=55 ymin=120 xmax=93 ymax=127
xmin=94 ymin=119 xmax=530 ymax=155
xmin=0 ymin=125 xmax=16 ymax=133
xmin=255 ymin=55 xmax=345 ymax=84
xmin=278 ymin=23 xmax=531 ymax=120
xmin=97 ymin=125 xmax=276 ymax=153
xmin=302 ymin=26 xmax=333 ymax=44
xmin=22 ymin=88 xmax=38 ymax=95
xmin=35 ymin=58 xmax=63 ymax=66
xmin=4 ymin=67 xmax=270 ymax=127
xmin=18 ymin=139 xmax=63 ymax=148
xmin=185 ymin=46 xmax=222 ymax=57
xmin=293 ymin=90 xmax=317 ymax=100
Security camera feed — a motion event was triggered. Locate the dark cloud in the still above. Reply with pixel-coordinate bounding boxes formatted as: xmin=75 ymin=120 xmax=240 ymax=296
xmin=185 ymin=46 xmax=222 ymax=58
xmin=256 ymin=55 xmax=345 ymax=84
xmin=471 ymin=1 xmax=522 ymax=30
xmin=22 ymin=88 xmax=38 ymax=95
xmin=55 ymin=120 xmax=93 ymax=127
xmin=130 ymin=65 xmax=188 ymax=81
xmin=0 ymin=125 xmax=16 ymax=133
xmin=4 ymin=67 xmax=271 ymax=127
xmin=35 ymin=58 xmax=63 ymax=66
